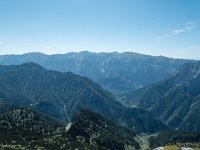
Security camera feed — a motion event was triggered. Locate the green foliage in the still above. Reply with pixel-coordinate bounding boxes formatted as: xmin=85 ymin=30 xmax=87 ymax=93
xmin=0 ymin=105 xmax=140 ymax=150
xmin=149 ymin=130 xmax=200 ymax=149
xmin=68 ymin=108 xmax=140 ymax=149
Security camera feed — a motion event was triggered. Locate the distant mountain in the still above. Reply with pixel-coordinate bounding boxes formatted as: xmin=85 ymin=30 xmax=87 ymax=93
xmin=119 ymin=61 xmax=200 ymax=131
xmin=0 ymin=63 xmax=167 ymax=133
xmin=0 ymin=105 xmax=140 ymax=150
xmin=0 ymin=51 xmax=192 ymax=95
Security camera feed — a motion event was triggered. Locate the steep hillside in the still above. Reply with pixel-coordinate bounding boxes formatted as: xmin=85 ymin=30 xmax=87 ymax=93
xmin=120 ymin=62 xmax=200 ymax=131
xmin=0 ymin=63 xmax=167 ymax=133
xmin=0 ymin=105 xmax=65 ymax=149
xmin=67 ymin=108 xmax=140 ymax=150
xmin=0 ymin=51 xmax=191 ymax=94
xmin=0 ymin=105 xmax=140 ymax=150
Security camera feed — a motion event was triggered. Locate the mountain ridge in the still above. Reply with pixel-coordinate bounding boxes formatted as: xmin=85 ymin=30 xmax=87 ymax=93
xmin=0 ymin=51 xmax=193 ymax=95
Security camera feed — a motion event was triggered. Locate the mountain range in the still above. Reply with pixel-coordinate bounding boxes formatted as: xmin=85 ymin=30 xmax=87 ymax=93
xmin=0 ymin=51 xmax=192 ymax=95
xmin=0 ymin=62 xmax=167 ymax=133
xmin=119 ymin=61 xmax=200 ymax=131
xmin=0 ymin=52 xmax=199 ymax=149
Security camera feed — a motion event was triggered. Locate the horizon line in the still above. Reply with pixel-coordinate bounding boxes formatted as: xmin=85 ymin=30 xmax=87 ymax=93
xmin=0 ymin=50 xmax=197 ymax=60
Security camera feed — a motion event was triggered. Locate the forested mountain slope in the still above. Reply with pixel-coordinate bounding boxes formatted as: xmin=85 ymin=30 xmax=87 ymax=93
xmin=0 ymin=63 xmax=167 ymax=133
xmin=0 ymin=105 xmax=140 ymax=150
xmin=119 ymin=62 xmax=200 ymax=131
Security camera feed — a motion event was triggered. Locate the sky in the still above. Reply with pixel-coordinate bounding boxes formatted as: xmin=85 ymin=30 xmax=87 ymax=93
xmin=0 ymin=0 xmax=200 ymax=59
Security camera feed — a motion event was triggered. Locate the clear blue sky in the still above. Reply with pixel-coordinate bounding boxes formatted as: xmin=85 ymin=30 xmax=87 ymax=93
xmin=0 ymin=0 xmax=199 ymax=58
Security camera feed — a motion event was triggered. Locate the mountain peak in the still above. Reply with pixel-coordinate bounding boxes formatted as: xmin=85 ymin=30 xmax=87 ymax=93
xmin=19 ymin=62 xmax=46 ymax=71
xmin=68 ymin=108 xmax=140 ymax=149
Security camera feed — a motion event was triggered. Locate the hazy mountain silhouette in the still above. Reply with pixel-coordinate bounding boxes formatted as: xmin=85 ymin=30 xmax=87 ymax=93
xmin=0 ymin=51 xmax=192 ymax=95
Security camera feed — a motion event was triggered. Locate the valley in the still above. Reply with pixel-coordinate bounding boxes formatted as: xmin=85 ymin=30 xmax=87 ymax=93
xmin=119 ymin=62 xmax=200 ymax=132
xmin=1 ymin=0 xmax=200 ymax=148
